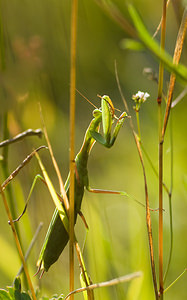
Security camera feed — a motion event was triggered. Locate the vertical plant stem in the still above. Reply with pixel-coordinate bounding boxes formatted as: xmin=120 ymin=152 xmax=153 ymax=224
xmin=162 ymin=7 xmax=187 ymax=137
xmin=115 ymin=65 xmax=158 ymax=299
xmin=135 ymin=134 xmax=159 ymax=300
xmin=2 ymin=114 xmax=17 ymax=221
xmin=69 ymin=0 xmax=78 ymax=298
xmin=136 ymin=111 xmax=141 ymax=140
xmin=162 ymin=6 xmax=187 ymax=285
xmin=164 ymin=116 xmax=173 ymax=282
xmin=0 ymin=0 xmax=6 ymax=70
xmin=158 ymin=93 xmax=163 ymax=300
xmin=157 ymin=1 xmax=167 ymax=298
xmin=158 ymin=137 xmax=163 ymax=298
xmin=158 ymin=7 xmax=187 ymax=297
xmin=2 ymin=107 xmax=29 ymax=291
xmin=0 ymin=186 xmax=36 ymax=300
xmin=0 ymin=5 xmax=29 ymax=287
xmin=75 ymin=241 xmax=94 ymax=299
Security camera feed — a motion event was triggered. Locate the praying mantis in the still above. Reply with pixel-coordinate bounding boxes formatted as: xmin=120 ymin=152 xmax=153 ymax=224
xmin=36 ymin=95 xmax=128 ymax=275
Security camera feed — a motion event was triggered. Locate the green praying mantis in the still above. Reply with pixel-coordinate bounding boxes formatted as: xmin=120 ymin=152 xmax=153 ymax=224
xmin=36 ymin=95 xmax=128 ymax=275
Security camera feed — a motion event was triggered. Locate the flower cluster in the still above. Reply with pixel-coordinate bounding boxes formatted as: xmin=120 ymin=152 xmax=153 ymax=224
xmin=132 ymin=91 xmax=150 ymax=112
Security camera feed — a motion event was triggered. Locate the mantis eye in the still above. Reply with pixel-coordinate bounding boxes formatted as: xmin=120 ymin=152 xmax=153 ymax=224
xmin=93 ymin=108 xmax=101 ymax=117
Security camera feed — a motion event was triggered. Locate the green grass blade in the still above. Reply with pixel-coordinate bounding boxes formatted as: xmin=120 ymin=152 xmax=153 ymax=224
xmin=35 ymin=152 xmax=69 ymax=233
xmin=126 ymin=5 xmax=187 ymax=82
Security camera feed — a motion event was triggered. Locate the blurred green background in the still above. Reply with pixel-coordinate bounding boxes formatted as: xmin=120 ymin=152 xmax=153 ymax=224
xmin=0 ymin=0 xmax=187 ymax=299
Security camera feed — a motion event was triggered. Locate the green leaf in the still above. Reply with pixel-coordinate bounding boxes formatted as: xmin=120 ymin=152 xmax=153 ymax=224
xmin=0 ymin=278 xmax=32 ymax=300
xmin=0 ymin=290 xmax=11 ymax=300
xmin=35 ymin=152 xmax=69 ymax=233
xmin=6 ymin=288 xmax=14 ymax=300
xmin=120 ymin=38 xmax=145 ymax=51
xmin=128 ymin=4 xmax=187 ymax=82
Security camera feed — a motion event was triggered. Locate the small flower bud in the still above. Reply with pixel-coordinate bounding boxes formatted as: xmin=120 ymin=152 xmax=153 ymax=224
xmin=132 ymin=91 xmax=150 ymax=111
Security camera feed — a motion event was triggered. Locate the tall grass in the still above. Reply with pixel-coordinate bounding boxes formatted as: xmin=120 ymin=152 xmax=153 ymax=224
xmin=0 ymin=1 xmax=187 ymax=300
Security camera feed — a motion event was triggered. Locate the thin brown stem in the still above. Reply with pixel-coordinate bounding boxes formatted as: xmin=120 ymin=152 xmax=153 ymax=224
xmin=158 ymin=139 xmax=164 ymax=298
xmin=74 ymin=241 xmax=94 ymax=300
xmin=69 ymin=0 xmax=78 ymax=297
xmin=0 ymin=129 xmax=42 ymax=147
xmin=162 ymin=7 xmax=187 ymax=138
xmin=115 ymin=64 xmax=158 ymax=299
xmin=1 ymin=146 xmax=46 ymax=191
xmin=153 ymin=0 xmax=171 ymax=38
xmin=160 ymin=5 xmax=187 ymax=291
xmin=158 ymin=2 xmax=167 ymax=298
xmin=135 ymin=134 xmax=159 ymax=300
xmin=0 ymin=185 xmax=37 ymax=300
xmin=39 ymin=105 xmax=70 ymax=212
xmin=64 ymin=272 xmax=142 ymax=300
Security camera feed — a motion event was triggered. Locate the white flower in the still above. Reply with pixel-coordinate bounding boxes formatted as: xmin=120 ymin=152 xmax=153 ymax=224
xmin=132 ymin=91 xmax=150 ymax=112
xmin=133 ymin=91 xmax=150 ymax=103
